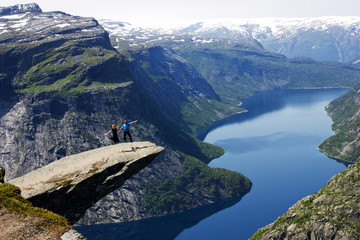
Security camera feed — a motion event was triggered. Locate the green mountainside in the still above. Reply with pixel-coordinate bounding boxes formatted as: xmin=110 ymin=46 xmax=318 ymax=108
xmin=128 ymin=46 xmax=240 ymax=134
xmin=0 ymin=182 xmax=71 ymax=238
xmin=319 ymin=84 xmax=360 ymax=163
xmin=162 ymin=38 xmax=360 ymax=104
xmin=143 ymin=153 xmax=252 ymax=215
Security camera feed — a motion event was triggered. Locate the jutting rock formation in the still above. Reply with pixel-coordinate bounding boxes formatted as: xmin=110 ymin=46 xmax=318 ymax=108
xmin=9 ymin=142 xmax=164 ymax=224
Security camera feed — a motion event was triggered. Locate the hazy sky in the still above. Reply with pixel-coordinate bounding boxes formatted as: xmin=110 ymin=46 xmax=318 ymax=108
xmin=2 ymin=0 xmax=360 ymax=26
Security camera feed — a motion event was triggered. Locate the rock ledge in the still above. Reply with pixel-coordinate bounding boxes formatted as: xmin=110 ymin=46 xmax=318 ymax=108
xmin=9 ymin=141 xmax=164 ymax=224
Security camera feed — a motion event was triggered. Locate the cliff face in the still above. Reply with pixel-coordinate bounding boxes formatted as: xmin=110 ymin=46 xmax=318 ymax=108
xmin=250 ymin=161 xmax=360 ymax=240
xmin=0 ymin=4 xmax=251 ymax=224
xmin=0 ymin=7 xmax=122 ymax=96
xmin=128 ymin=45 xmax=237 ymax=134
xmin=9 ymin=142 xmax=164 ymax=224
xmin=319 ymin=84 xmax=360 ymax=163
xmin=172 ymin=39 xmax=360 ymax=104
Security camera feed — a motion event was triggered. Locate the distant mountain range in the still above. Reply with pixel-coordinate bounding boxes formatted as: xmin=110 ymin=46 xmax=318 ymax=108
xmin=100 ymin=17 xmax=360 ymax=63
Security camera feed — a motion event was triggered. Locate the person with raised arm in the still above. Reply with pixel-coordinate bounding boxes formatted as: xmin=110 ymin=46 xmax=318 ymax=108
xmin=119 ymin=120 xmax=138 ymax=143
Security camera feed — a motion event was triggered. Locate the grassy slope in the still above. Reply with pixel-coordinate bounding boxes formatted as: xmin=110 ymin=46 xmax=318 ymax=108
xmin=319 ymin=84 xmax=360 ymax=163
xmin=142 ymin=153 xmax=252 ymax=215
xmin=17 ymin=44 xmax=133 ymax=96
xmin=0 ymin=183 xmax=71 ymax=238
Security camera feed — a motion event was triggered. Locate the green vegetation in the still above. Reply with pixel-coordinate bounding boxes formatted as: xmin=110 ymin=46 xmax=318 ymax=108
xmin=125 ymin=58 xmax=230 ymax=163
xmin=356 ymin=224 xmax=360 ymax=234
xmin=167 ymin=40 xmax=360 ymax=104
xmin=181 ymin=97 xmax=241 ymax=134
xmin=12 ymin=40 xmax=133 ymax=96
xmin=319 ymin=85 xmax=360 ymax=162
xmin=155 ymin=116 xmax=225 ymax=163
xmin=142 ymin=153 xmax=252 ymax=214
xmin=88 ymin=168 xmax=99 ymax=174
xmin=0 ymin=183 xmax=71 ymax=232
xmin=56 ymin=180 xmax=73 ymax=188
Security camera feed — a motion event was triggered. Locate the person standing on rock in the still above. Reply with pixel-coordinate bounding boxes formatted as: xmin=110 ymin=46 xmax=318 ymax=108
xmin=104 ymin=124 xmax=120 ymax=144
xmin=119 ymin=120 xmax=138 ymax=143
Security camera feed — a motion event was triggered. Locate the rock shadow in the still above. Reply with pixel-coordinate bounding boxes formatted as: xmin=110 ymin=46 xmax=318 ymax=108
xmin=75 ymin=195 xmax=243 ymax=240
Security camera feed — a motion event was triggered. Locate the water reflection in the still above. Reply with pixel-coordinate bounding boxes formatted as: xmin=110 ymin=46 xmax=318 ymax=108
xmin=197 ymin=89 xmax=349 ymax=140
xmin=75 ymin=196 xmax=243 ymax=240
xmin=214 ymin=132 xmax=321 ymax=155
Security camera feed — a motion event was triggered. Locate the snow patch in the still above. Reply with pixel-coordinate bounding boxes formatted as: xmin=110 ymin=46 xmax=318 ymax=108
xmin=10 ymin=19 xmax=28 ymax=29
xmin=0 ymin=13 xmax=28 ymax=20
xmin=56 ymin=23 xmax=71 ymax=28
xmin=81 ymin=28 xmax=93 ymax=32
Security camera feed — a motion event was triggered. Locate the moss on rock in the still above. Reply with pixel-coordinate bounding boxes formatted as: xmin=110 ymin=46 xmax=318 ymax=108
xmin=0 ymin=183 xmax=71 ymax=232
xmin=142 ymin=152 xmax=252 ymax=215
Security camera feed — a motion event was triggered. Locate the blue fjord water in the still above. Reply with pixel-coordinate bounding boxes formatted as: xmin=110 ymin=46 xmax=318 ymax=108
xmin=76 ymin=88 xmax=348 ymax=240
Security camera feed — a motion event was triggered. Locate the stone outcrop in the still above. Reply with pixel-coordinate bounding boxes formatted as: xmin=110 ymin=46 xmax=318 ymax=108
xmin=0 ymin=3 xmax=42 ymax=16
xmin=61 ymin=229 xmax=87 ymax=240
xmin=250 ymin=161 xmax=360 ymax=240
xmin=0 ymin=3 xmax=114 ymax=97
xmin=9 ymin=142 xmax=164 ymax=224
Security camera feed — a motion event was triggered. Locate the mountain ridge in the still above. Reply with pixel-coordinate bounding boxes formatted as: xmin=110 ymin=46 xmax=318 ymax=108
xmin=100 ymin=16 xmax=360 ymax=63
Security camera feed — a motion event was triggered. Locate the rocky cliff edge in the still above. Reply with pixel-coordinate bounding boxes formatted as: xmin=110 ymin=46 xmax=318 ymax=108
xmin=9 ymin=141 xmax=164 ymax=224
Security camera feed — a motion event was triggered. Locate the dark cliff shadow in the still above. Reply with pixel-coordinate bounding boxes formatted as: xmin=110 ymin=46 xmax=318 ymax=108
xmin=75 ymin=195 xmax=243 ymax=240
xmin=328 ymin=156 xmax=353 ymax=167
xmin=0 ymin=96 xmax=18 ymax=119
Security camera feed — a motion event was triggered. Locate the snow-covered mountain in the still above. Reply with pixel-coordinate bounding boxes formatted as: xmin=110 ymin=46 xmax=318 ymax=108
xmin=100 ymin=17 xmax=360 ymax=63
